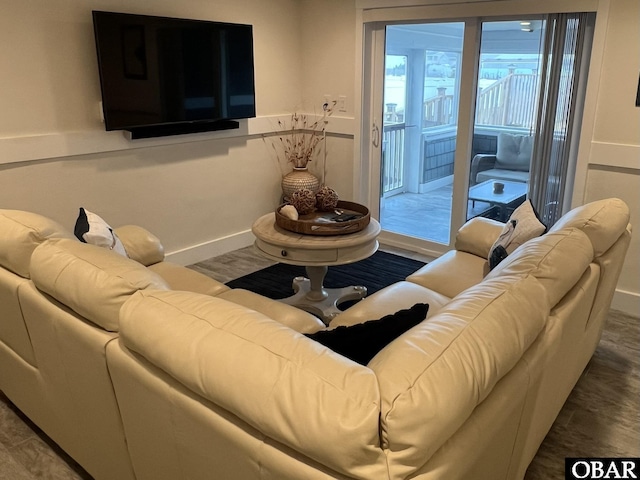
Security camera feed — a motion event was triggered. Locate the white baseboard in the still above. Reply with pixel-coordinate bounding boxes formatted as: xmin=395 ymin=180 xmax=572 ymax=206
xmin=165 ymin=230 xmax=255 ymax=266
xmin=611 ymin=288 xmax=640 ymax=317
xmin=378 ymin=231 xmax=445 ymax=259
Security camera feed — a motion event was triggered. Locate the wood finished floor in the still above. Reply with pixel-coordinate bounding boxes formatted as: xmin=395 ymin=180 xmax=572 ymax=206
xmin=0 ymin=245 xmax=638 ymax=479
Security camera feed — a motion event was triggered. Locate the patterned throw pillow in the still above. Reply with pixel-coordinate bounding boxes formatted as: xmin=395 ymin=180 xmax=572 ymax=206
xmin=74 ymin=207 xmax=128 ymax=257
xmin=488 ymin=200 xmax=546 ymax=270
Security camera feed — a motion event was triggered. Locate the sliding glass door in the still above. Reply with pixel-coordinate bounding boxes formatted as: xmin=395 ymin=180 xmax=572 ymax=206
xmin=367 ymin=9 xmax=594 ymax=256
xmin=381 ymin=23 xmax=464 ymax=244
xmin=468 ymin=20 xmax=545 ymax=222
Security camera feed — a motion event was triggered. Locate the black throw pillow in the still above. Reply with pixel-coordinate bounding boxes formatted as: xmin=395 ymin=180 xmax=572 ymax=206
xmin=305 ymin=303 xmax=429 ymax=365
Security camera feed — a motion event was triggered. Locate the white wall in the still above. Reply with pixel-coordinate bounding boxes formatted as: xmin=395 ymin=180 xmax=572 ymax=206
xmin=0 ymin=0 xmax=355 ymax=264
xmin=0 ymin=0 xmax=636 ymax=314
xmin=575 ymin=0 xmax=640 ymax=313
xmin=0 ymin=0 xmax=304 ymax=134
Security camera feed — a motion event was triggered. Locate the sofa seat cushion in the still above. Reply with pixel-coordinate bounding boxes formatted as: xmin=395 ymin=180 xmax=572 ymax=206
xmin=549 ymin=198 xmax=630 ymax=256
xmin=368 ymin=274 xmax=548 ymax=477
xmin=0 ymin=209 xmax=74 ymax=278
xmin=30 ymin=238 xmax=169 ymax=332
xmin=331 ymin=281 xmax=449 ymax=328
xmin=476 ymin=168 xmax=529 ymax=184
xmin=407 ymin=250 xmax=488 ymax=298
xmin=216 ymin=288 xmax=325 ymax=333
xmin=119 ymin=290 xmax=387 ymax=478
xmin=485 ymin=228 xmax=594 ymax=307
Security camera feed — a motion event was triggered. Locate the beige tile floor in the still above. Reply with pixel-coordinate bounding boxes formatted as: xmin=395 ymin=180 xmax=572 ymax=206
xmin=0 ymin=245 xmax=638 ymax=479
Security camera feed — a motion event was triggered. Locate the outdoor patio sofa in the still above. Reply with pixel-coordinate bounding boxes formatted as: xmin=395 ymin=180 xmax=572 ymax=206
xmin=0 ymin=198 xmax=631 ymax=480
xmin=471 ymin=132 xmax=533 ymax=185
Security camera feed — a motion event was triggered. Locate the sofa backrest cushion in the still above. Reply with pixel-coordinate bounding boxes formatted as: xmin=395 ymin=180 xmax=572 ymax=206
xmin=119 ymin=289 xmax=386 ymax=478
xmin=30 ymin=238 xmax=169 ymax=332
xmin=485 ymin=227 xmax=593 ymax=307
xmin=549 ymin=198 xmax=629 ymax=257
xmin=495 ymin=133 xmax=532 ymax=172
xmin=368 ymin=274 xmax=547 ymax=476
xmin=0 ymin=209 xmax=74 ymax=278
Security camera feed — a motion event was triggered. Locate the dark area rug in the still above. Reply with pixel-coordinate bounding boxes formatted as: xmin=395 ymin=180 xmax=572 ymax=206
xmin=226 ymin=251 xmax=425 ymax=300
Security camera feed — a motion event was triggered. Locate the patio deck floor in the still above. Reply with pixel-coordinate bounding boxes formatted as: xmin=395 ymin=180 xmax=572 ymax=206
xmin=380 ymin=183 xmax=496 ymax=244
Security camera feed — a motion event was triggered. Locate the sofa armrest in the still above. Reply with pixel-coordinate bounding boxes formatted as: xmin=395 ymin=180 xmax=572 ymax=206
xmin=148 ymin=262 xmax=230 ymax=297
xmin=115 ymin=225 xmax=165 ymax=266
xmin=470 ymin=154 xmax=497 ymax=185
xmin=455 ymin=217 xmax=504 ymax=259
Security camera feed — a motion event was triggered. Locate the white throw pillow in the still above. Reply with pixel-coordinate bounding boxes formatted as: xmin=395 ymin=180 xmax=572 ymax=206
xmin=74 ymin=207 xmax=128 ymax=257
xmin=488 ymin=200 xmax=546 ymax=269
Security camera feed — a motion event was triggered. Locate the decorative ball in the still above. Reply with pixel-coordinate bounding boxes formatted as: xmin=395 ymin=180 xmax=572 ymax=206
xmin=280 ymin=204 xmax=299 ymax=220
xmin=315 ymin=186 xmax=339 ymax=211
xmin=289 ymin=188 xmax=316 ymax=215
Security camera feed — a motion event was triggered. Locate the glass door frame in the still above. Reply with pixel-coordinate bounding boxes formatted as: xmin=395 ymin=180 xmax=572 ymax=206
xmin=359 ymin=17 xmax=480 ymax=257
xmin=354 ymin=0 xmax=601 ymax=258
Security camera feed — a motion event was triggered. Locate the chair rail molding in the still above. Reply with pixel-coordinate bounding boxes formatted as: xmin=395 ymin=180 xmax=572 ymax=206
xmin=588 ymin=141 xmax=640 ymax=171
xmin=0 ymin=115 xmax=354 ymax=166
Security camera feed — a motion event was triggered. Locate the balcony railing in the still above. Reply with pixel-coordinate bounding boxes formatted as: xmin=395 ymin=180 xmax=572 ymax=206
xmin=382 ymin=123 xmax=405 ymax=194
xmin=423 ymin=87 xmax=454 ymax=127
xmin=475 ymin=73 xmax=539 ymax=128
xmin=422 ymin=73 xmax=540 ymax=129
xmin=383 ymin=73 xmax=544 ymax=195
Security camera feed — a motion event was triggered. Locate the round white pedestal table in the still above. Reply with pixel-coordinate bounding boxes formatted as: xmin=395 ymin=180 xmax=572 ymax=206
xmin=251 ymin=213 xmax=381 ymax=324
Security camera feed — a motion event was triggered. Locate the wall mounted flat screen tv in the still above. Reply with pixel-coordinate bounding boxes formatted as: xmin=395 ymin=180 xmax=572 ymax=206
xmin=92 ymin=11 xmax=256 ymax=139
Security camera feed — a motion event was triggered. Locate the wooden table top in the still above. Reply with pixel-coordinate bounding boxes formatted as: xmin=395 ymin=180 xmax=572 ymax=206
xmin=252 ymin=213 xmax=381 ymax=266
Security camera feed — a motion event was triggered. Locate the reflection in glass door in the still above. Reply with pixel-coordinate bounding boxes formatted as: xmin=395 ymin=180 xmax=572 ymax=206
xmin=380 ymin=23 xmax=464 ymax=245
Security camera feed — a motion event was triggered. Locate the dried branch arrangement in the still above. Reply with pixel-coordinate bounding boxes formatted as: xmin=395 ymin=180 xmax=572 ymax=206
xmin=271 ymin=101 xmax=336 ymax=169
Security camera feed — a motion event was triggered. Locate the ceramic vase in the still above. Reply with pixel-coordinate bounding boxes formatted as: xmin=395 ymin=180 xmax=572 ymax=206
xmin=281 ymin=167 xmax=320 ymax=201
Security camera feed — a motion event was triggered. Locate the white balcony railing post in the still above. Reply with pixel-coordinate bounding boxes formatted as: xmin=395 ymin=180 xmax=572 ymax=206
xmin=382 ymin=123 xmax=405 ymax=194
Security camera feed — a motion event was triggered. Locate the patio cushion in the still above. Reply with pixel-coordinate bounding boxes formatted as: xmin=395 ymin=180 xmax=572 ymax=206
xmin=476 ymin=169 xmax=529 ymax=184
xmin=495 ymin=133 xmax=532 ymax=171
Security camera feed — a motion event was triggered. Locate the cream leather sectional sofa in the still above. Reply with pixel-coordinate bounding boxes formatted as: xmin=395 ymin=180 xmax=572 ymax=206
xmin=0 ymin=198 xmax=631 ymax=480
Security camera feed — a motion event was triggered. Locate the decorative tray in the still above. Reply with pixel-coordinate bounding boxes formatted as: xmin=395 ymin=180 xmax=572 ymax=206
xmin=275 ymin=200 xmax=370 ymax=236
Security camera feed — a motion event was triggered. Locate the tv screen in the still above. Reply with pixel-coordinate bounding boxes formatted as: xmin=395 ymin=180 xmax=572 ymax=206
xmin=92 ymin=11 xmax=256 ymax=137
